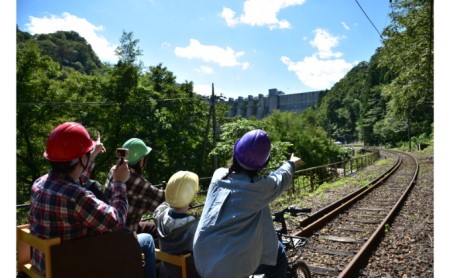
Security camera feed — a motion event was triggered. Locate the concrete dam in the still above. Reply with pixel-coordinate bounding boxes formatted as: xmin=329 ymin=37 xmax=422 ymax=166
xmin=226 ymin=88 xmax=324 ymax=119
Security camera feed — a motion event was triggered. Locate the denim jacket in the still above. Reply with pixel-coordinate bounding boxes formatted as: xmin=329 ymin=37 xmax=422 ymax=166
xmin=193 ymin=161 xmax=295 ymax=278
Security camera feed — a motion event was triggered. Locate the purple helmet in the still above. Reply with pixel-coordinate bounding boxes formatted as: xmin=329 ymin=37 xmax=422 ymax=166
xmin=234 ymin=129 xmax=271 ymax=170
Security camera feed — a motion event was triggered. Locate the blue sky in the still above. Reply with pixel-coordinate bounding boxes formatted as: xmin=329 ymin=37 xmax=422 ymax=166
xmin=16 ymin=0 xmax=392 ymax=100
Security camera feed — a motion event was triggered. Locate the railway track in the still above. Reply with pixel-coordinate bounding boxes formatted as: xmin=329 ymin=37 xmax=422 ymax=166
xmin=293 ymin=150 xmax=419 ymax=277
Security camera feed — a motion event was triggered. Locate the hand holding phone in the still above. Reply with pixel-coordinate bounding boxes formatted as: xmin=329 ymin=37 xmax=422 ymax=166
xmin=113 ymin=149 xmax=130 ymax=182
xmin=116 ymin=148 xmax=129 ymax=165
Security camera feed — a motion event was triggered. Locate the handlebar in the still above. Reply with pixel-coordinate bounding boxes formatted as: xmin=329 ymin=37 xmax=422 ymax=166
xmin=274 ymin=206 xmax=311 ymax=217
xmin=273 ymin=206 xmax=311 ymax=236
xmin=283 ymin=206 xmax=311 ymax=214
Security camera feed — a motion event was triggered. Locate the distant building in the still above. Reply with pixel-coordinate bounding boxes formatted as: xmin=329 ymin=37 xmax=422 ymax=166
xmin=226 ymin=88 xmax=324 ymax=119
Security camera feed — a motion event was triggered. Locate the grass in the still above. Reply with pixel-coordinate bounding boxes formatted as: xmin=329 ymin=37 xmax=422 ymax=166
xmin=270 ymin=155 xmax=400 ymax=213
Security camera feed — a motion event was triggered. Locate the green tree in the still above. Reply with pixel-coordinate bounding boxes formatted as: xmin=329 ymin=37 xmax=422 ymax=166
xmin=210 ymin=117 xmax=270 ymax=170
xmin=146 ymin=63 xmax=178 ymax=99
xmin=16 ymin=41 xmax=62 ymax=204
xmin=101 ymin=30 xmax=143 ymax=163
xmin=379 ymin=0 xmax=433 ymax=150
xmin=315 ymin=63 xmax=368 ymax=144
xmin=264 ymin=109 xmax=341 ymax=168
xmin=356 ymin=49 xmax=392 ymax=146
xmin=30 ymin=30 xmax=102 ymax=74
xmin=16 ymin=40 xmax=112 ymax=204
xmin=138 ymin=65 xmax=211 ymax=182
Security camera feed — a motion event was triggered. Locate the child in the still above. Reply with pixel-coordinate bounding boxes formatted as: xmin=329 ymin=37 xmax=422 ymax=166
xmin=153 ymin=171 xmax=201 ymax=278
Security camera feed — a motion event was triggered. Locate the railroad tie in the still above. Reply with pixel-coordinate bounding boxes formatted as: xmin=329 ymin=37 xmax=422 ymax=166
xmin=320 ymin=235 xmax=365 ymax=244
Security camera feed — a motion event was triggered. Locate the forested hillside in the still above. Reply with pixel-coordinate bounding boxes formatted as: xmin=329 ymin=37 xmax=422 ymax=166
xmin=17 ymin=26 xmax=102 ymax=74
xmin=316 ymin=0 xmax=433 ymax=149
xmin=16 ymin=0 xmax=433 ymax=207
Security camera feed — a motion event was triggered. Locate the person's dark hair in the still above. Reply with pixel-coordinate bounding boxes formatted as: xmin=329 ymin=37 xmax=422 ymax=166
xmin=129 ymin=155 xmax=148 ymax=175
xmin=222 ymin=156 xmax=259 ymax=182
xmin=49 ymin=160 xmax=78 ymax=173
xmin=49 ymin=151 xmax=90 ymax=174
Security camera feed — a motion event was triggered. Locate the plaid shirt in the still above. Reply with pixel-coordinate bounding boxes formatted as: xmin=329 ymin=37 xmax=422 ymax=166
xmin=105 ymin=167 xmax=165 ymax=233
xmin=29 ymin=164 xmax=128 ymax=276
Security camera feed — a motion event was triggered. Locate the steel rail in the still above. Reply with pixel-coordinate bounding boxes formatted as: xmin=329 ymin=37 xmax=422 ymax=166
xmin=293 ymin=150 xmax=419 ymax=277
xmin=298 ymin=153 xmax=401 ymax=228
xmin=295 ymin=153 xmax=402 ymax=237
xmin=337 ymin=151 xmax=419 ymax=278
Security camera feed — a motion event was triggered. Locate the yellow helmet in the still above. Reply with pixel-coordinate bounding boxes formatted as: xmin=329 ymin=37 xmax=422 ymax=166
xmin=165 ymin=171 xmax=199 ymax=208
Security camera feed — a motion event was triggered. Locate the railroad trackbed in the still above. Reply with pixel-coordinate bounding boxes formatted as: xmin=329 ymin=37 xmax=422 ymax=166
xmin=292 ymin=150 xmax=419 ymax=277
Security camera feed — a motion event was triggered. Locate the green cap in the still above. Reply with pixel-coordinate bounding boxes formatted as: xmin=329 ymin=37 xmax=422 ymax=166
xmin=122 ymin=138 xmax=152 ymax=165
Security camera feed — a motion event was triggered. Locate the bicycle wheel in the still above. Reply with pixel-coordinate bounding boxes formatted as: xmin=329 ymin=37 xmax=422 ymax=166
xmin=288 ymin=261 xmax=311 ymax=278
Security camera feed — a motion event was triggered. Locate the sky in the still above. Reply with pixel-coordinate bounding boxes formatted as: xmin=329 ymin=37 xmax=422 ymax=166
xmin=15 ymin=0 xmax=393 ymax=100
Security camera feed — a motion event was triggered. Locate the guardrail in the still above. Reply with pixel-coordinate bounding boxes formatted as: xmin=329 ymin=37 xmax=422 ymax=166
xmin=289 ymin=150 xmax=380 ymax=194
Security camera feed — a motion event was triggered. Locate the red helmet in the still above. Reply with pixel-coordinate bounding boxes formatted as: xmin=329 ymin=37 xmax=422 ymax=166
xmin=44 ymin=122 xmax=95 ymax=162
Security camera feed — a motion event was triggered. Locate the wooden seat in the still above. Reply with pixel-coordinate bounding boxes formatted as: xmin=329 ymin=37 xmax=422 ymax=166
xmin=17 ymin=224 xmax=61 ymax=278
xmin=155 ymin=248 xmax=192 ymax=278
xmin=17 ymin=224 xmax=144 ymax=278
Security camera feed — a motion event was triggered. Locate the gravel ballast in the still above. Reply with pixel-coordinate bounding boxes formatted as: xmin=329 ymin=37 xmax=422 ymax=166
xmin=280 ymin=151 xmax=434 ymax=277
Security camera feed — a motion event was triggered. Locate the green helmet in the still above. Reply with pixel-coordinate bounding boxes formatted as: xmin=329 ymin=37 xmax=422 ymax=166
xmin=122 ymin=138 xmax=152 ymax=165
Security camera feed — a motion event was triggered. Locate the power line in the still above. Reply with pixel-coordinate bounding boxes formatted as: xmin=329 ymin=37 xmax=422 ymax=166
xmin=16 ymin=97 xmax=206 ymax=106
xmin=354 ymin=0 xmax=383 ymax=39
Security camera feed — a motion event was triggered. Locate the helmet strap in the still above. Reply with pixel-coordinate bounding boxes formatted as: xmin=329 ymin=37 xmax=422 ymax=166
xmin=131 ymin=156 xmax=147 ymax=175
xmin=78 ymin=151 xmax=91 ymax=176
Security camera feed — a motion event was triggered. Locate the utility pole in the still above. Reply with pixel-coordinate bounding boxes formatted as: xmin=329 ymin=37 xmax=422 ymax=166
xmin=407 ymin=106 xmax=412 ymax=152
xmin=200 ymin=105 xmax=212 ymax=172
xmin=211 ymin=83 xmax=218 ymax=169
xmin=201 ymin=83 xmax=225 ymax=171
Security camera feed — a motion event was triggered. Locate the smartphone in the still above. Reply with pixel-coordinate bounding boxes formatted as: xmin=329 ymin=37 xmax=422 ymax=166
xmin=116 ymin=148 xmax=129 ymax=165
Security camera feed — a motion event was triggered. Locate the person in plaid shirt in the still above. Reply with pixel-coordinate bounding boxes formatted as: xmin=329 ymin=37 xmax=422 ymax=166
xmin=105 ymin=138 xmax=164 ymax=277
xmin=105 ymin=138 xmax=165 ymax=235
xmin=28 ymin=122 xmax=132 ymax=276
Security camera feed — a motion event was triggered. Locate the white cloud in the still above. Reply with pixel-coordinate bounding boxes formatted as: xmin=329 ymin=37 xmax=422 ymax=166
xmin=221 ymin=0 xmax=305 ymax=30
xmin=195 ymin=66 xmax=214 ymax=74
xmin=221 ymin=7 xmax=238 ymax=27
xmin=310 ymin=28 xmax=343 ymax=59
xmin=241 ymin=62 xmax=250 ymax=70
xmin=341 ymin=21 xmax=350 ymax=30
xmin=174 ymin=39 xmax=249 ymax=69
xmin=281 ymin=55 xmax=353 ymax=89
xmin=281 ymin=28 xmax=354 ymax=90
xmin=25 ymin=12 xmax=117 ymax=63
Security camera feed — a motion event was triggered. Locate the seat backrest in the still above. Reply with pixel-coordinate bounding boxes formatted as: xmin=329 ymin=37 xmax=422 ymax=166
xmin=50 ymin=231 xmax=144 ymax=278
xmin=17 ymin=224 xmax=144 ymax=278
xmin=155 ymin=248 xmax=192 ymax=278
xmin=17 ymin=224 xmax=61 ymax=278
